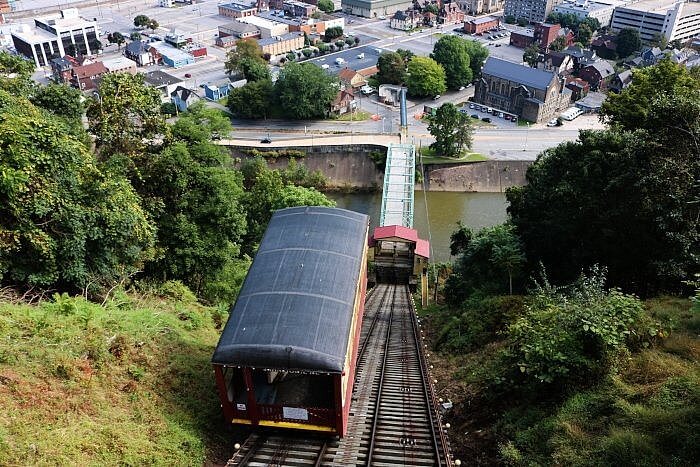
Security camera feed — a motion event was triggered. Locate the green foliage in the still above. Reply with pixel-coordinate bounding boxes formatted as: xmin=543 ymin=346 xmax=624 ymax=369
xmin=170 ymin=102 xmax=231 ymax=144
xmin=317 ymin=0 xmax=334 ymax=12
xmin=616 ymin=28 xmax=642 ymax=57
xmin=227 ymin=79 xmax=273 ymax=119
xmin=130 ymin=31 xmax=142 ymax=41
xmin=507 ymin=123 xmax=699 ymax=295
xmin=427 ymin=103 xmax=474 ymax=158
xmin=463 ymin=40 xmax=489 ymax=79
xmin=523 ymin=43 xmax=540 ymax=67
xmin=517 ymin=18 xmax=528 ymax=27
xmin=406 ymin=56 xmax=446 ymax=97
xmin=133 ymin=14 xmax=150 ymax=28
xmin=424 ymin=3 xmax=439 ymax=14
xmin=505 ymin=269 xmax=648 ymax=386
xmin=504 ymin=14 xmax=516 ymax=24
xmin=324 ymin=26 xmax=343 ymax=41
xmin=0 ymin=51 xmax=35 ymax=96
xmin=30 ymin=82 xmax=84 ymax=121
xmin=376 ymin=51 xmax=406 ymax=85
xmin=431 ymin=36 xmax=473 ymax=89
xmin=335 ymin=39 xmax=346 ymax=49
xmin=0 ymin=90 xmax=155 ymax=288
xmin=225 ymin=38 xmax=264 ymax=76
xmin=369 ymin=150 xmax=387 ymax=171
xmin=107 ymin=32 xmax=125 ymax=49
xmin=549 ymin=35 xmax=567 ymax=51
xmin=87 ymin=72 xmax=165 ymax=157
xmin=445 ymin=224 xmax=525 ymax=306
xmin=240 ymin=58 xmax=270 ymax=82
xmin=577 ymin=23 xmax=593 ymax=45
xmin=274 ymin=62 xmax=338 ymax=119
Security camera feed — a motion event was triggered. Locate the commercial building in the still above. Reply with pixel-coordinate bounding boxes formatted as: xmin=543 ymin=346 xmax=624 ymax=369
xmin=124 ymin=40 xmax=156 ymax=66
xmin=218 ymin=20 xmax=261 ymax=40
xmin=610 ymin=0 xmax=700 ymax=43
xmin=464 ymin=15 xmax=500 ymax=34
xmin=390 ymin=9 xmax=422 ymax=30
xmin=149 ymin=41 xmax=195 ymax=68
xmin=102 ymin=56 xmax=137 ymax=75
xmin=281 ymin=0 xmax=317 ymax=17
xmin=11 ymin=8 xmax=100 ymax=67
xmin=341 ymin=0 xmax=414 ymax=18
xmin=552 ymin=0 xmax=626 ymax=27
xmin=504 ymin=0 xmax=562 ymax=23
xmin=239 ymin=15 xmax=290 ymax=38
xmin=142 ymin=70 xmax=185 ymax=102
xmin=218 ymin=2 xmax=259 ymax=18
xmin=457 ymin=0 xmax=504 ymax=15
xmin=473 ymin=57 xmax=571 ymax=122
xmin=258 ymin=31 xmax=304 ymax=55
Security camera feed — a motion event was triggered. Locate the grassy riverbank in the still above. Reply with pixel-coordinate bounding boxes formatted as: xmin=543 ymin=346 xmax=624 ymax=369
xmin=0 ymin=286 xmax=232 ymax=465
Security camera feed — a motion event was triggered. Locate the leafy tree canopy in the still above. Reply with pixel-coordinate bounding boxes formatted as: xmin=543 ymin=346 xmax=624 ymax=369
xmin=324 ymin=26 xmax=343 ymax=41
xmin=431 ymin=35 xmax=473 ymax=89
xmin=0 ymin=90 xmax=155 ymax=289
xmin=406 ymin=56 xmax=446 ymax=97
xmin=87 ymin=72 xmax=166 ymax=157
xmin=240 ymin=57 xmax=270 ymax=82
xmin=427 ymin=103 xmax=474 ymax=158
xmin=171 ymin=102 xmax=231 ymax=144
xmin=134 ymin=14 xmax=150 ymax=28
xmin=275 ymin=62 xmax=338 ymax=119
xmin=523 ymin=43 xmax=540 ymax=67
xmin=30 ymin=82 xmax=84 ymax=121
xmin=225 ymin=39 xmax=264 ymax=76
xmin=317 ymin=0 xmax=334 ymax=13
xmin=228 ymin=79 xmax=274 ymax=119
xmin=0 ymin=51 xmax=35 ymax=96
xmin=616 ymin=28 xmax=641 ymax=57
xmin=376 ymin=51 xmax=406 ymax=84
xmin=463 ymin=40 xmax=489 ymax=79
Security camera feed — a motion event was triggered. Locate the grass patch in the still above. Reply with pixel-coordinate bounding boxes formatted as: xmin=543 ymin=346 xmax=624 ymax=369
xmin=217 ymin=96 xmax=228 ymax=107
xmin=418 ymin=146 xmax=488 ymax=164
xmin=331 ymin=110 xmax=371 ymax=121
xmin=0 ymin=291 xmax=231 ymax=465
xmin=517 ymin=119 xmax=532 ymax=126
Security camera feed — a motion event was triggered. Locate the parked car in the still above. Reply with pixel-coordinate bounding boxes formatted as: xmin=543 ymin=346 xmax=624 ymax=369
xmin=498 ymin=112 xmax=504 ymax=118
xmin=433 ymin=95 xmax=441 ymax=100
xmin=482 ymin=117 xmax=492 ymax=123
xmin=260 ymin=137 xmax=272 ymax=143
xmin=184 ymin=73 xmax=192 ymax=78
xmin=471 ymin=114 xmax=479 ymax=119
xmin=459 ymin=108 xmax=469 ymax=114
xmin=547 ymin=119 xmax=559 ymax=127
xmin=469 ymin=103 xmax=475 ymax=109
xmin=495 ymin=44 xmax=502 ymax=47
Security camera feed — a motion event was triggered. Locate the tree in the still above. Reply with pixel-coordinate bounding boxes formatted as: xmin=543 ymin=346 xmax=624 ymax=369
xmin=228 ymin=79 xmax=274 ymax=118
xmin=0 ymin=51 xmax=35 ymax=96
xmin=107 ymin=32 xmax=126 ymax=50
xmin=335 ymin=40 xmax=345 ymax=49
xmin=324 ymin=26 xmax=343 ymax=41
xmin=517 ymin=18 xmax=528 ymax=27
xmin=396 ymin=48 xmax=415 ymax=64
xmin=302 ymin=48 xmax=313 ymax=58
xmin=377 ymin=51 xmax=406 ymax=84
xmin=580 ymin=17 xmax=600 ymax=32
xmin=0 ymin=90 xmax=155 ymax=289
xmin=427 ymin=103 xmax=473 ymax=158
xmin=317 ymin=0 xmax=334 ymax=13
xmin=463 ymin=39 xmax=489 ymax=79
xmin=616 ymin=28 xmax=641 ymax=57
xmin=450 ymin=221 xmax=473 ymax=256
xmin=240 ymin=57 xmax=270 ymax=82
xmin=171 ymin=102 xmax=231 ymax=144
xmin=134 ymin=14 xmax=150 ymax=28
xmin=30 ymin=82 xmax=84 ymax=120
xmin=406 ymin=56 xmax=446 ymax=97
xmin=317 ymin=42 xmax=330 ymax=54
xmin=424 ymin=3 xmax=439 ymax=14
xmin=550 ymin=36 xmax=567 ymax=51
xmin=274 ymin=62 xmax=338 ymax=119
xmin=576 ymin=23 xmax=592 ymax=46
xmin=130 ymin=31 xmax=142 ymax=41
xmin=65 ymin=43 xmax=79 ymax=56
xmin=354 ymin=37 xmax=360 ymax=46
xmin=504 ymin=15 xmax=516 ymax=24
xmin=345 ymin=37 xmax=355 ymax=47
xmin=444 ymin=224 xmax=525 ymax=306
xmin=650 ymin=32 xmax=668 ymax=50
xmin=225 ymin=38 xmax=264 ymax=75
xmin=86 ymin=72 xmax=165 ymax=157
xmin=431 ymin=35 xmax=473 ymax=89
xmin=523 ymin=43 xmax=540 ymax=67
xmin=147 ymin=19 xmax=159 ymax=32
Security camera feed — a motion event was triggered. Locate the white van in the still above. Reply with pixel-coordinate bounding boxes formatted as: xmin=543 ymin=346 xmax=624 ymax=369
xmin=560 ymin=107 xmax=583 ymax=121
xmin=335 ymin=57 xmax=345 ymax=65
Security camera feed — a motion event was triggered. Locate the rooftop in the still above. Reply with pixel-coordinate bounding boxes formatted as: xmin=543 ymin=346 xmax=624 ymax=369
xmin=310 ymin=45 xmax=388 ymax=76
xmin=239 ymin=15 xmax=286 ymax=29
xmin=142 ymin=69 xmax=183 ymax=87
xmin=212 ymin=207 xmax=370 ymax=372
xmin=617 ymin=0 xmax=700 ymax=14
xmin=258 ymin=31 xmax=302 ymax=46
xmin=466 ymin=15 xmax=499 ymax=24
xmin=102 ymin=56 xmax=136 ymax=70
xmin=221 ymin=19 xmax=262 ymax=33
xmin=482 ymin=57 xmax=556 ymax=90
xmin=35 ymin=9 xmax=98 ymax=32
xmin=219 ymin=1 xmax=257 ymax=11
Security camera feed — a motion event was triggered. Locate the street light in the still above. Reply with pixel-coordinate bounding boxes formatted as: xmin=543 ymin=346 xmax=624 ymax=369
xmin=523 ymin=122 xmax=530 ymax=151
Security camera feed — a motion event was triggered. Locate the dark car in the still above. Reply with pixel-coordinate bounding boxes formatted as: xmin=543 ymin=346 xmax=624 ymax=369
xmin=184 ymin=73 xmax=192 ymax=78
xmin=482 ymin=117 xmax=492 ymax=123
xmin=471 ymin=114 xmax=479 ymax=119
xmin=260 ymin=137 xmax=272 ymax=144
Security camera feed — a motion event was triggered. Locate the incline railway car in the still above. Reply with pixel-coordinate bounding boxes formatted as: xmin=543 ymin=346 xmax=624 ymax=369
xmin=212 ymin=206 xmax=369 ymax=436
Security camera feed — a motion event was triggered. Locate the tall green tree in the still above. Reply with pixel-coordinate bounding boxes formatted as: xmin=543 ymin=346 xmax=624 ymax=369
xmin=87 ymin=72 xmax=166 ymax=157
xmin=427 ymin=103 xmax=474 ymax=158
xmin=445 ymin=224 xmax=525 ymax=306
xmin=0 ymin=90 xmax=155 ymax=289
xmin=107 ymin=32 xmax=126 ymax=50
xmin=225 ymin=38 xmax=264 ymax=76
xmin=406 ymin=56 xmax=446 ymax=97
xmin=576 ymin=23 xmax=593 ymax=46
xmin=170 ymin=102 xmax=231 ymax=143
xmin=431 ymin=35 xmax=473 ymax=90
xmin=274 ymin=62 xmax=338 ymax=119
xmin=30 ymin=82 xmax=84 ymax=120
xmin=463 ymin=40 xmax=489 ymax=79
xmin=523 ymin=43 xmax=540 ymax=67
xmin=240 ymin=58 xmax=270 ymax=82
xmin=616 ymin=28 xmax=641 ymax=57
xmin=228 ymin=79 xmax=274 ymax=119
xmin=377 ymin=51 xmax=406 ymax=84
xmin=324 ymin=26 xmax=343 ymax=41
xmin=317 ymin=0 xmax=334 ymax=13
xmin=134 ymin=14 xmax=150 ymax=28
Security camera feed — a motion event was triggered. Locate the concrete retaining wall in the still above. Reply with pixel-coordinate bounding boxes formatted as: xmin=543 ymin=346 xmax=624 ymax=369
xmin=419 ymin=160 xmax=533 ymax=193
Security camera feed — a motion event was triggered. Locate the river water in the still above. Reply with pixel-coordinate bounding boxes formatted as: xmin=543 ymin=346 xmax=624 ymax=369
xmin=329 ymin=191 xmax=509 ymax=262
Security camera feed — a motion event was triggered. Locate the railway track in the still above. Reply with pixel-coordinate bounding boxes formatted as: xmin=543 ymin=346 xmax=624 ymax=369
xmin=228 ymin=284 xmax=454 ymax=466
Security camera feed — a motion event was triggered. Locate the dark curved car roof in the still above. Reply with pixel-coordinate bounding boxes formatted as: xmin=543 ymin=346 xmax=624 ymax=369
xmin=212 ymin=206 xmax=369 ymax=373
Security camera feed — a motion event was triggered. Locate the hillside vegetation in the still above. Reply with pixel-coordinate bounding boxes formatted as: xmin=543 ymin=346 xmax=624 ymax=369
xmin=0 ymin=285 xmax=230 ymax=465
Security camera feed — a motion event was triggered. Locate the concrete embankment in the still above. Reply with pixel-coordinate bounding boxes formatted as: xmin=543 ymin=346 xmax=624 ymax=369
xmin=227 ymin=143 xmax=532 ymax=193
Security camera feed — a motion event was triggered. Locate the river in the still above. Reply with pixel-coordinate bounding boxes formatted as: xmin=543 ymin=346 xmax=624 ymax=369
xmin=329 ymin=191 xmax=509 ymax=262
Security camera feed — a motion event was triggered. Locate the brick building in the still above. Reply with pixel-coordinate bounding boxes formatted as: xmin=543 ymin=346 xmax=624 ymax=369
xmin=463 ymin=15 xmax=500 ymax=34
xmin=473 ymin=57 xmax=571 ymax=122
xmin=258 ymin=31 xmax=304 ymax=55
